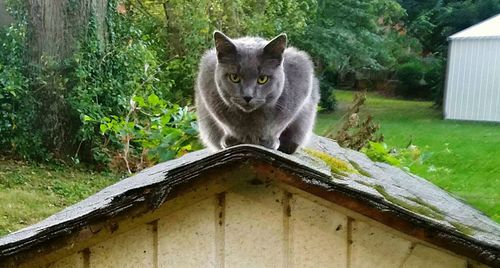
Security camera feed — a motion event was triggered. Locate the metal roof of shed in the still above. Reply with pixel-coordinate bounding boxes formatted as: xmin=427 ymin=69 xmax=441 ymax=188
xmin=0 ymin=135 xmax=499 ymax=266
xmin=450 ymin=14 xmax=500 ymax=40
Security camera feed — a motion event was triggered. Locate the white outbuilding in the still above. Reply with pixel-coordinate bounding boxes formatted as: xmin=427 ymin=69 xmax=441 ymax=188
xmin=444 ymin=14 xmax=500 ymax=122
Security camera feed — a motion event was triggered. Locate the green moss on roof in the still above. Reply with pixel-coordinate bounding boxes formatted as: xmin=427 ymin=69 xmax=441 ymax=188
xmin=373 ymin=185 xmax=445 ymax=221
xmin=450 ymin=222 xmax=475 ymax=236
xmin=303 ymin=148 xmax=357 ymax=177
xmin=405 ymin=196 xmax=444 ymax=216
xmin=348 ymin=160 xmax=373 ymax=177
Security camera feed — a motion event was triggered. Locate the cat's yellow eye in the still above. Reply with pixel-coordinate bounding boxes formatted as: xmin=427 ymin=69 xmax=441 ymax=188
xmin=257 ymin=75 xmax=269 ymax=84
xmin=228 ymin=73 xmax=241 ymax=83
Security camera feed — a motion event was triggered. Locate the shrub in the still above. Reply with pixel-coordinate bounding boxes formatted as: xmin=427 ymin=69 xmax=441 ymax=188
xmin=428 ymin=58 xmax=445 ymax=107
xmin=0 ymin=22 xmax=47 ymax=159
xmin=318 ymin=70 xmax=337 ymax=112
xmin=89 ymin=93 xmax=202 ymax=173
xmin=395 ymin=56 xmax=444 ymax=100
xmin=0 ymin=24 xmax=26 ymax=150
xmin=395 ymin=58 xmax=428 ymax=98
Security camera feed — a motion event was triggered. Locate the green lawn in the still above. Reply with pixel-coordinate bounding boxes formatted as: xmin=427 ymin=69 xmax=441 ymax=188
xmin=0 ymin=161 xmax=120 ymax=235
xmin=316 ymin=90 xmax=500 ymax=222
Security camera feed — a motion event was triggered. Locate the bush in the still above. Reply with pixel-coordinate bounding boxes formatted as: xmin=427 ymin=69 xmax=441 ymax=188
xmin=395 ymin=56 xmax=444 ymax=100
xmin=67 ymin=2 xmax=225 ymax=165
xmin=0 ymin=22 xmax=47 ymax=159
xmin=428 ymin=58 xmax=445 ymax=107
xmin=318 ymin=70 xmax=337 ymax=112
xmin=91 ymin=93 xmax=202 ymax=173
xmin=0 ymin=24 xmax=26 ymax=150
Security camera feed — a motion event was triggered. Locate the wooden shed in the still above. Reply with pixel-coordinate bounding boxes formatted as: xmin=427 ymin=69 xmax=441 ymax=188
xmin=0 ymin=136 xmax=499 ymax=268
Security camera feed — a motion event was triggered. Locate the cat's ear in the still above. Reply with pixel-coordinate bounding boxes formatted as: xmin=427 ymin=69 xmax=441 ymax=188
xmin=263 ymin=33 xmax=287 ymax=62
xmin=214 ymin=31 xmax=237 ymax=63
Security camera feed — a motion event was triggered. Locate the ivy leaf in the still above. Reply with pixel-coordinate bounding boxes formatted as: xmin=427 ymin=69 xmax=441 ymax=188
xmin=147 ymin=93 xmax=160 ymax=106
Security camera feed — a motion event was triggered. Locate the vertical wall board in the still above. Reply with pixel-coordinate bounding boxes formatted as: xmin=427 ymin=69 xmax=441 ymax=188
xmin=350 ymin=220 xmax=412 ymax=268
xmin=157 ymin=197 xmax=217 ymax=268
xmin=47 ymin=252 xmax=85 ymax=268
xmin=444 ymin=41 xmax=457 ymax=119
xmin=401 ymin=244 xmax=467 ymax=268
xmin=89 ymin=224 xmax=155 ymax=268
xmin=289 ymin=195 xmax=348 ymax=268
xmin=446 ymin=39 xmax=500 ymax=122
xmin=494 ymin=39 xmax=500 ymax=122
xmin=224 ymin=183 xmax=284 ymax=268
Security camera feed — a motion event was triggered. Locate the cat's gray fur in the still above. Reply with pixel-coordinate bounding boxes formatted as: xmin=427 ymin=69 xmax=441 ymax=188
xmin=195 ymin=31 xmax=319 ymax=154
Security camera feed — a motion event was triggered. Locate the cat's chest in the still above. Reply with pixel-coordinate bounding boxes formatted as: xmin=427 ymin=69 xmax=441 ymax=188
xmin=225 ymin=108 xmax=278 ymax=134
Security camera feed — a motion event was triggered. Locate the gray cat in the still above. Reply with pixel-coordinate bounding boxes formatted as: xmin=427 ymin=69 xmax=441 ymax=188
xmin=195 ymin=31 xmax=319 ymax=154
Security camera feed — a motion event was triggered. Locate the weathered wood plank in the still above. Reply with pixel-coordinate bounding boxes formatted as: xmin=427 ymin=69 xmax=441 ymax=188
xmin=289 ymin=195 xmax=348 ymax=268
xmin=157 ymin=197 xmax=217 ymax=268
xmin=89 ymin=224 xmax=155 ymax=268
xmin=225 ymin=182 xmax=284 ymax=267
xmin=350 ymin=220 xmax=412 ymax=268
xmin=402 ymin=244 xmax=467 ymax=268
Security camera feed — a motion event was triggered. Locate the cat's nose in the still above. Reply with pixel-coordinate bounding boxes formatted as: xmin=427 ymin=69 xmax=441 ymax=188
xmin=243 ymin=96 xmax=253 ymax=103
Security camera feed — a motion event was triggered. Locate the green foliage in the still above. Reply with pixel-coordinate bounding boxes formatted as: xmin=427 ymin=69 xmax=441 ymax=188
xmin=318 ymin=70 xmax=337 ymax=112
xmin=362 ymin=141 xmax=402 ymax=166
xmin=395 ymin=56 xmax=444 ymax=100
xmin=94 ymin=93 xmax=202 ymax=172
xmin=362 ymin=140 xmax=438 ymax=176
xmin=0 ymin=23 xmax=26 ymax=148
xmin=401 ymin=0 xmax=500 ymax=55
xmin=0 ymin=22 xmax=47 ymax=159
xmin=297 ymin=0 xmax=406 ymax=75
xmin=70 ymin=12 xmax=167 ymax=145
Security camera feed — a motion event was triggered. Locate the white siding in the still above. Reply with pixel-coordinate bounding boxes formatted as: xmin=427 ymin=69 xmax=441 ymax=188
xmin=445 ymin=38 xmax=500 ymax=122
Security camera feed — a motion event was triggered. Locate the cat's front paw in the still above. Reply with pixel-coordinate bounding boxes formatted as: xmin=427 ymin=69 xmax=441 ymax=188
xmin=221 ymin=135 xmax=241 ymax=149
xmin=278 ymin=140 xmax=299 ymax=154
xmin=259 ymin=136 xmax=280 ymax=150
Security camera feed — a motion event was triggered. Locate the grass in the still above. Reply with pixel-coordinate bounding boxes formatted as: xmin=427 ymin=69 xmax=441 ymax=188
xmin=316 ymin=90 xmax=500 ymax=222
xmin=0 ymin=160 xmax=120 ymax=235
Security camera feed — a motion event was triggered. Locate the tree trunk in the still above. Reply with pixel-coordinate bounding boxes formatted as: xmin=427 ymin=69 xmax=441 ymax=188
xmin=163 ymin=1 xmax=183 ymax=56
xmin=26 ymin=0 xmax=108 ymax=157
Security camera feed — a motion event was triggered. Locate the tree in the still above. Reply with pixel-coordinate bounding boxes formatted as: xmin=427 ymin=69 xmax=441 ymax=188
xmin=399 ymin=0 xmax=500 ymax=55
xmin=26 ymin=0 xmax=109 ymax=156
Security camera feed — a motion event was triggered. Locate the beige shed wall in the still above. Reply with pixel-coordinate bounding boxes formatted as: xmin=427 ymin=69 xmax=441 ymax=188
xmin=43 ymin=179 xmax=485 ymax=268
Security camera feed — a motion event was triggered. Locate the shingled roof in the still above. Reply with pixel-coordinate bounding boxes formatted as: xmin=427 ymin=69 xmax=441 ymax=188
xmin=0 ymin=135 xmax=499 ymax=266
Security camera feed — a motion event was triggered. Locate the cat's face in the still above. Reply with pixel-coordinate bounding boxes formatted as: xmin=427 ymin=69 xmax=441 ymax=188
xmin=213 ymin=31 xmax=286 ymax=113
